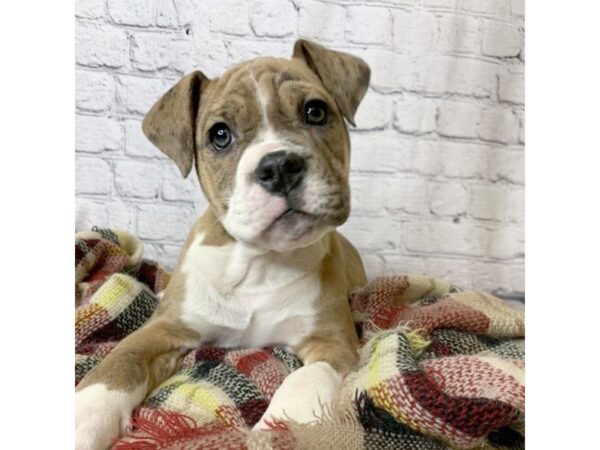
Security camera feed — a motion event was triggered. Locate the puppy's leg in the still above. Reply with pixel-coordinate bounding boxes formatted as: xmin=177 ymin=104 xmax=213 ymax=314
xmin=253 ymin=335 xmax=357 ymax=430
xmin=75 ymin=319 xmax=199 ymax=450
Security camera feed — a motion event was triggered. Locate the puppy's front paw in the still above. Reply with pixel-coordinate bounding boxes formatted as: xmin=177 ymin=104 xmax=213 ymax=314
xmin=75 ymin=384 xmax=141 ymax=450
xmin=253 ymin=361 xmax=342 ymax=431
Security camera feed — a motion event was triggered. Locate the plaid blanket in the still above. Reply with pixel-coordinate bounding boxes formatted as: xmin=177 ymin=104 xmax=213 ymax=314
xmin=75 ymin=228 xmax=525 ymax=450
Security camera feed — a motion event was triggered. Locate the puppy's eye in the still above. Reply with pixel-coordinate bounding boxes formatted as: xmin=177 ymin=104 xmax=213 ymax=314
xmin=208 ymin=123 xmax=233 ymax=150
xmin=304 ymin=100 xmax=328 ymax=125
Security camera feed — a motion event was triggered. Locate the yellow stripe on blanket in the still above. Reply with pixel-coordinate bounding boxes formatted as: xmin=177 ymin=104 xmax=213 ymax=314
xmin=364 ymin=333 xmax=400 ymax=390
xmin=92 ymin=274 xmax=143 ymax=317
xmin=151 ymin=378 xmax=236 ymax=424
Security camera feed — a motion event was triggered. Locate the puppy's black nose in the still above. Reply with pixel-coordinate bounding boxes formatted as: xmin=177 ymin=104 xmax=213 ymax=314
xmin=255 ymin=151 xmax=306 ymax=195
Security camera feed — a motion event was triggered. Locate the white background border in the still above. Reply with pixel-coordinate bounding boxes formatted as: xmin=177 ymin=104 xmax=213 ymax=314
xmin=527 ymin=1 xmax=600 ymax=448
xmin=2 ymin=1 xmax=600 ymax=448
xmin=1 ymin=2 xmax=73 ymax=448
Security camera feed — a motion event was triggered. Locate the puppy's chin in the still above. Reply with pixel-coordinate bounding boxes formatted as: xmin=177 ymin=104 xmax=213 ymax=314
xmin=221 ymin=181 xmax=350 ymax=252
xmin=223 ymin=208 xmax=334 ymax=253
xmin=259 ymin=211 xmax=333 ymax=252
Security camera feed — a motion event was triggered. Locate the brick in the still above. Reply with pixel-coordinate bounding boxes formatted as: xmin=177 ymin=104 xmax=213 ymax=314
xmin=250 ymin=0 xmax=297 ymax=38
xmin=478 ymin=107 xmax=519 ymax=143
xmin=76 ymin=70 xmax=115 ymax=112
xmin=75 ymin=198 xmax=109 ymax=231
xmin=299 ymin=0 xmax=345 ymax=42
xmin=423 ymin=0 xmax=456 ymax=7
xmin=107 ymin=0 xmax=153 ymax=26
xmin=349 ymin=133 xmax=411 ymax=173
xmin=156 ymin=0 xmax=193 ymax=28
xmin=482 ymin=20 xmax=522 ymax=57
xmin=188 ymin=39 xmax=230 ymax=75
xmin=222 ymin=39 xmax=293 ymax=66
xmin=430 ymin=182 xmax=469 ymax=216
xmin=470 ymin=184 xmax=507 ymax=220
xmin=350 ymin=174 xmax=427 ymax=218
xmin=75 ymin=115 xmax=121 ymax=153
xmin=385 ymin=176 xmax=430 ymax=215
xmin=505 ymin=186 xmax=524 ymax=223
xmin=458 ymin=0 xmax=509 ymax=17
xmin=361 ymin=253 xmax=386 ymax=281
xmin=161 ymin=164 xmax=202 ymax=201
xmin=114 ymin=160 xmax=163 ymax=198
xmin=518 ymin=40 xmax=525 ymax=62
xmin=206 ymin=0 xmax=251 ymax=36
xmin=76 ymin=0 xmax=106 ymax=19
xmin=76 ymin=158 xmax=112 ymax=194
xmin=354 ymin=92 xmax=392 ymax=131
xmin=131 ymin=32 xmax=193 ymax=72
xmin=346 ymin=6 xmax=392 ymax=46
xmin=511 ymin=0 xmax=525 ymax=17
xmin=437 ymin=100 xmax=481 ymax=138
xmin=162 ymin=244 xmax=184 ymax=270
xmin=382 ymin=254 xmax=427 ymax=275
xmin=518 ymin=112 xmax=525 ymax=143
xmin=437 ymin=14 xmax=481 ymax=54
xmin=144 ymin=243 xmax=165 ymax=266
xmin=498 ymin=66 xmax=525 ymax=104
xmin=426 ymin=257 xmax=473 ymax=289
xmin=144 ymin=243 xmax=183 ymax=270
xmin=137 ymin=203 xmax=196 ymax=241
xmin=405 ymin=221 xmax=489 ymax=257
xmin=391 ymin=11 xmax=437 ymax=54
xmin=155 ymin=0 xmax=178 ymax=28
xmin=75 ymin=23 xmax=128 ymax=68
xmin=107 ymin=199 xmax=137 ymax=230
xmin=472 ymin=261 xmax=512 ymax=293
xmin=124 ymin=120 xmax=165 ymax=158
xmin=488 ymin=225 xmax=524 ymax=259
xmin=417 ymin=56 xmax=497 ymax=97
xmin=489 ymin=149 xmax=524 ymax=184
xmin=349 ymin=175 xmax=389 ymax=217
xmin=410 ymin=140 xmax=443 ymax=176
xmin=440 ymin=141 xmax=490 ymax=179
xmin=339 ymin=216 xmax=402 ymax=252
xmin=394 ymin=97 xmax=437 ymax=135
xmin=117 ymin=75 xmax=166 ymax=116
xmin=511 ymin=262 xmax=525 ymax=293
xmin=355 ymin=49 xmax=411 ymax=92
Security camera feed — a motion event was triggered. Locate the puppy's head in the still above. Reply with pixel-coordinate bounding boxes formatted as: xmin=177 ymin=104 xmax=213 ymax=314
xmin=143 ymin=40 xmax=370 ymax=252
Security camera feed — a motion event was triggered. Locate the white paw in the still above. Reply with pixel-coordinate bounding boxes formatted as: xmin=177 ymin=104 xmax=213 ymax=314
xmin=253 ymin=361 xmax=342 ymax=431
xmin=75 ymin=384 xmax=144 ymax=450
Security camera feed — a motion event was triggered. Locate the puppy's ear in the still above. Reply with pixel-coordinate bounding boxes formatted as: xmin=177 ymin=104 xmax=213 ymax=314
xmin=142 ymin=71 xmax=208 ymax=177
xmin=293 ymin=39 xmax=370 ymax=126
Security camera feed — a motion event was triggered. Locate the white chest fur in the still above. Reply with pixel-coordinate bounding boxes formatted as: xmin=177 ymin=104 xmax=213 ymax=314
xmin=179 ymin=234 xmax=327 ymax=349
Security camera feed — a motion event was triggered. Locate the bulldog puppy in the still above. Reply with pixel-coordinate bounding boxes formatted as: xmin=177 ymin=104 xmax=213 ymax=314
xmin=75 ymin=39 xmax=370 ymax=450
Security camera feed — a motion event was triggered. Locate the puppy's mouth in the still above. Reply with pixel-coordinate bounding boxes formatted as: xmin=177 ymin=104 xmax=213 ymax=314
xmin=268 ymin=207 xmax=320 ymax=233
xmin=258 ymin=205 xmax=326 ymax=250
xmin=274 ymin=208 xmax=313 ymax=223
xmin=266 ymin=205 xmax=322 ymax=233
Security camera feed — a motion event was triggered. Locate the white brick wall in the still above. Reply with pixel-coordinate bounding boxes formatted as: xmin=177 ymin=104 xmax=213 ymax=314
xmin=75 ymin=0 xmax=525 ymax=299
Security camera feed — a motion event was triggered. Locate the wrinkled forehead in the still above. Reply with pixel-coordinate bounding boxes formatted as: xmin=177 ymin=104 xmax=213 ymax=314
xmin=201 ymin=57 xmax=329 ymax=126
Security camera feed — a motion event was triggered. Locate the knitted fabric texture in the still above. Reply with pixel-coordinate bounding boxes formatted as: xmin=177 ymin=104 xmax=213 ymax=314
xmin=75 ymin=229 xmax=525 ymax=450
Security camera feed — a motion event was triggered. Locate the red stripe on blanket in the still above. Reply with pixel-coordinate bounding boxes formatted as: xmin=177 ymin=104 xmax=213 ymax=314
xmin=396 ymin=299 xmax=491 ymax=335
xmin=114 ymin=410 xmax=250 ymax=450
xmin=420 ymin=356 xmax=525 ymax=412
xmin=401 ymin=370 xmax=519 ymax=438
xmin=239 ymin=398 xmax=269 ymax=427
xmin=372 ymin=303 xmax=406 ymax=330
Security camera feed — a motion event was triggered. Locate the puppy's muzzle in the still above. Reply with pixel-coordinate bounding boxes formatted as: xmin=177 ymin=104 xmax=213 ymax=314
xmin=255 ymin=151 xmax=306 ymax=197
